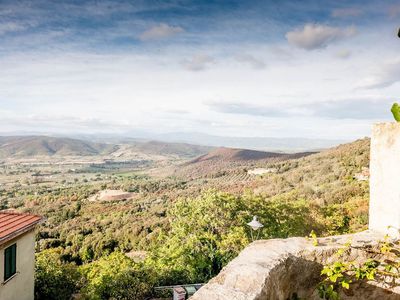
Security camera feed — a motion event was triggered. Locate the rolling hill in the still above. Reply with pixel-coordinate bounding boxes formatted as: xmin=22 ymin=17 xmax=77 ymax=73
xmin=130 ymin=140 xmax=212 ymax=158
xmin=190 ymin=147 xmax=286 ymax=163
xmin=0 ymin=136 xmax=117 ymax=158
xmin=174 ymin=147 xmax=314 ymax=178
xmin=0 ymin=136 xmax=213 ymax=159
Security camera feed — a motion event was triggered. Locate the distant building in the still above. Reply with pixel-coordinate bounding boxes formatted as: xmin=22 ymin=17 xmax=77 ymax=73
xmin=0 ymin=212 xmax=43 ymax=300
xmin=247 ymin=168 xmax=278 ymax=175
xmin=89 ymin=189 xmax=135 ymax=202
xmin=354 ymin=167 xmax=370 ymax=181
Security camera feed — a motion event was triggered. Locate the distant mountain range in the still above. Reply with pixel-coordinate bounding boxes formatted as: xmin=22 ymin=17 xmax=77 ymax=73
xmin=129 ymin=140 xmax=212 ymax=158
xmin=147 ymin=132 xmax=345 ymax=152
xmin=0 ymin=131 xmax=346 ymax=152
xmin=0 ymin=136 xmax=117 ymax=158
xmin=73 ymin=133 xmax=344 ymax=152
xmin=0 ymin=136 xmax=211 ymax=159
xmin=0 ymin=131 xmax=347 ymax=160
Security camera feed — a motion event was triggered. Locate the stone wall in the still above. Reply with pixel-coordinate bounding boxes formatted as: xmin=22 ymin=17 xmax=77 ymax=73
xmin=191 ymin=231 xmax=400 ymax=300
xmin=370 ymin=123 xmax=400 ymax=236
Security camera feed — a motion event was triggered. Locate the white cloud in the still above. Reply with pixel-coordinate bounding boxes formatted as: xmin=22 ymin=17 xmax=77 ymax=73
xmin=206 ymin=97 xmax=391 ymax=120
xmin=0 ymin=25 xmax=395 ymax=140
xmin=181 ymin=54 xmax=214 ymax=71
xmin=234 ymin=54 xmax=266 ymax=69
xmin=335 ymin=49 xmax=351 ymax=59
xmin=139 ymin=23 xmax=184 ymax=41
xmin=359 ymin=60 xmax=400 ymax=89
xmin=286 ymin=23 xmax=357 ymax=50
xmin=0 ymin=0 xmax=397 ymax=141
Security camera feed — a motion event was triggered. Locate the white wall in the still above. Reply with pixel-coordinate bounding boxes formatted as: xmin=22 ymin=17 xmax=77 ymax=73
xmin=0 ymin=230 xmax=35 ymax=300
xmin=369 ymin=122 xmax=400 ymax=236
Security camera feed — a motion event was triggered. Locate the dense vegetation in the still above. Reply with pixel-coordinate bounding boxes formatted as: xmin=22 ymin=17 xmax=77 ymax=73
xmin=0 ymin=138 xmax=370 ymax=299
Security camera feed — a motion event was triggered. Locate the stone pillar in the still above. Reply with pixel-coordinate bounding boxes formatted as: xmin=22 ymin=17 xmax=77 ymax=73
xmin=369 ymin=122 xmax=400 ymax=236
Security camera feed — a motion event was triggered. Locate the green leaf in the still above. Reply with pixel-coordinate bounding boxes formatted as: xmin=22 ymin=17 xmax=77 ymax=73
xmin=341 ymin=280 xmax=350 ymax=289
xmin=391 ymin=103 xmax=400 ymax=122
xmin=366 ymin=271 xmax=375 ymax=280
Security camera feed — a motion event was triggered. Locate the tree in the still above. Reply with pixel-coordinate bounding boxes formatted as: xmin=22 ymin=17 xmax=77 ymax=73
xmin=149 ymin=190 xmax=319 ymax=284
xmin=150 ymin=191 xmax=249 ymax=283
xmin=35 ymin=248 xmax=80 ymax=300
xmin=80 ymin=252 xmax=154 ymax=300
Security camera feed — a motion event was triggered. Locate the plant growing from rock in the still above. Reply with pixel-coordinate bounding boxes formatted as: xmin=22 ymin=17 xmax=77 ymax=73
xmin=309 ymin=230 xmax=319 ymax=246
xmin=317 ymin=235 xmax=400 ymax=300
xmin=391 ymin=103 xmax=400 ymax=122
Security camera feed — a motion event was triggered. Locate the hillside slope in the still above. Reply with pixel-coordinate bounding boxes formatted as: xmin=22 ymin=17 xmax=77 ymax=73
xmin=174 ymin=147 xmax=314 ymax=178
xmin=130 ymin=140 xmax=212 ymax=158
xmin=0 ymin=136 xmax=117 ymax=158
xmin=191 ymin=147 xmax=285 ymax=162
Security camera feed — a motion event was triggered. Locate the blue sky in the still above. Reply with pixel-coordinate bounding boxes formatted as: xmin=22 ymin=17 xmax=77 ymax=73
xmin=0 ymin=0 xmax=399 ymax=139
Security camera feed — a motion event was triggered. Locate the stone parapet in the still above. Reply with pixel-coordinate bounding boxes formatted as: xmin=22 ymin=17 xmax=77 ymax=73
xmin=190 ymin=231 xmax=400 ymax=300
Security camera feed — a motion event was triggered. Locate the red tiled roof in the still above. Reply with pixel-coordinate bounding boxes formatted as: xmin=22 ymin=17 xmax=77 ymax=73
xmin=0 ymin=211 xmax=43 ymax=245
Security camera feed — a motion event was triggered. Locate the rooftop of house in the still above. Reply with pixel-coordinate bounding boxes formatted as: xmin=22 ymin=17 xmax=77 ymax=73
xmin=0 ymin=211 xmax=43 ymax=246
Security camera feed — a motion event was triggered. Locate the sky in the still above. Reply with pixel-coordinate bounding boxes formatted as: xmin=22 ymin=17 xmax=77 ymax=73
xmin=0 ymin=0 xmax=400 ymax=139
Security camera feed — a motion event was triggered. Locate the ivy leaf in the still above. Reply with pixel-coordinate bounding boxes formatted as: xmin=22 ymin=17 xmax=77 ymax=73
xmin=391 ymin=103 xmax=400 ymax=122
xmin=341 ymin=280 xmax=350 ymax=289
xmin=366 ymin=271 xmax=375 ymax=280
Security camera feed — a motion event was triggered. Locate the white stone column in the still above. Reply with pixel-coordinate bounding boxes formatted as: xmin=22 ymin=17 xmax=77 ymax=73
xmin=369 ymin=122 xmax=400 ymax=236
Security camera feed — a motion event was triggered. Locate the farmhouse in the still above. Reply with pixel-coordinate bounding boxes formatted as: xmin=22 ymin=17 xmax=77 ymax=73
xmin=354 ymin=166 xmax=370 ymax=181
xmin=0 ymin=212 xmax=43 ymax=300
xmin=88 ymin=189 xmax=136 ymax=202
xmin=247 ymin=168 xmax=277 ymax=175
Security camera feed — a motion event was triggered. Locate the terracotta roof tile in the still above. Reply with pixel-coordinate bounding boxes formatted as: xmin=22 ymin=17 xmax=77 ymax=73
xmin=0 ymin=211 xmax=43 ymax=245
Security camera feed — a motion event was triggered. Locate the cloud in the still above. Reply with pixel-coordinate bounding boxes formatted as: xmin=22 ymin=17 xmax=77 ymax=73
xmin=286 ymin=23 xmax=357 ymax=50
xmin=181 ymin=54 xmax=214 ymax=71
xmin=269 ymin=46 xmax=293 ymax=60
xmin=205 ymin=101 xmax=299 ymax=118
xmin=206 ymin=98 xmax=392 ymax=120
xmin=332 ymin=7 xmax=363 ymax=18
xmin=0 ymin=113 xmax=135 ymax=134
xmin=312 ymin=99 xmax=391 ymax=119
xmin=0 ymin=21 xmax=27 ymax=35
xmin=139 ymin=23 xmax=184 ymax=41
xmin=335 ymin=49 xmax=351 ymax=59
xmin=359 ymin=61 xmax=400 ymax=89
xmin=164 ymin=109 xmax=189 ymax=115
xmin=234 ymin=54 xmax=266 ymax=69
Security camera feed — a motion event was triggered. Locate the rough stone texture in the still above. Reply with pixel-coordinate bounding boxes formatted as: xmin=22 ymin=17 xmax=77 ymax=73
xmin=191 ymin=231 xmax=400 ymax=300
xmin=370 ymin=122 xmax=400 ymax=237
